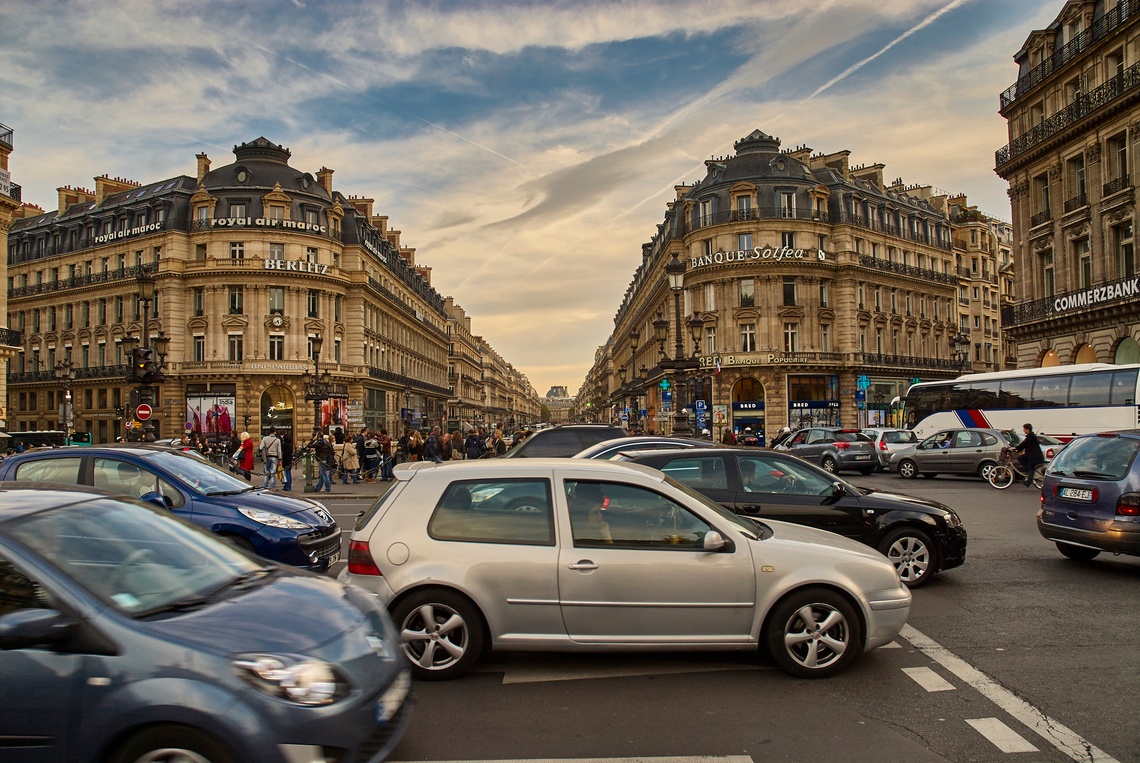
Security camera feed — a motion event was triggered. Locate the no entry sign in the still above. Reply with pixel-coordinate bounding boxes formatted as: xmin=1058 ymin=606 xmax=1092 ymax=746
xmin=136 ymin=404 xmax=153 ymax=420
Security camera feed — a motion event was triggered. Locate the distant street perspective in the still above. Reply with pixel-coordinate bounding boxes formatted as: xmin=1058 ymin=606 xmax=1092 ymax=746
xmin=2 ymin=1 xmax=1140 ymax=762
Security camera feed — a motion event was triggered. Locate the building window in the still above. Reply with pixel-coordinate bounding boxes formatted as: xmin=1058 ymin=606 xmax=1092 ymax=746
xmin=783 ymin=323 xmax=798 ymax=353
xmin=308 ymin=290 xmax=320 ymax=318
xmin=114 ymin=296 xmax=123 ymax=323
xmin=781 ymin=231 xmax=795 ymax=249
xmin=192 ymin=287 xmax=205 ymax=317
xmin=706 ymin=326 xmax=716 ymax=353
xmin=269 ymin=206 xmax=285 ymax=221
xmin=334 ymin=295 xmax=343 ymax=323
xmin=195 ymin=206 xmax=209 ymax=221
xmin=230 ymin=203 xmax=246 ymax=219
xmin=194 ymin=243 xmax=207 ymax=260
xmin=228 ymin=286 xmax=244 ymax=315
xmin=782 ymin=277 xmax=796 ymax=306
xmin=704 ymin=283 xmax=715 ymax=311
xmin=1106 ymin=131 xmax=1129 ymax=183
xmin=738 ymin=233 xmax=752 ymax=251
xmin=305 ymin=209 xmax=320 ymax=226
xmin=873 ymin=287 xmax=881 ymax=311
xmin=739 ymin=279 xmax=755 ymax=308
xmin=821 ymin=324 xmax=831 ymax=353
xmin=1033 ymin=172 xmax=1050 ymax=216
xmin=875 ymin=327 xmax=884 ymax=354
xmin=890 ymin=290 xmax=897 ymax=314
xmin=269 ymin=243 xmax=284 ymax=260
xmin=305 ymin=246 xmax=317 ymax=263
xmin=193 ymin=335 xmax=205 ymax=362
xmin=1068 ymin=153 xmax=1086 ymax=203
xmin=740 ymin=323 xmax=757 ymax=352
xmin=228 ymin=334 xmax=244 ymax=362
xmin=1117 ymin=223 xmax=1135 ymax=276
xmin=1075 ymin=238 xmax=1092 ymax=288
xmin=819 ymin=280 xmax=830 ymax=308
xmin=269 ymin=287 xmax=284 ymax=314
xmin=699 ymin=199 xmax=713 ymax=226
xmin=779 ymin=192 xmax=795 ymax=218
xmin=230 ymin=242 xmax=244 ymax=260
xmin=269 ymin=334 xmax=285 ymax=361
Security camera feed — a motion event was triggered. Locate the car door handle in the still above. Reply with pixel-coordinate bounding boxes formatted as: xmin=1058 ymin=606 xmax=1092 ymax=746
xmin=568 ymin=561 xmax=598 ymax=571
xmin=741 ymin=505 xmax=762 ymax=513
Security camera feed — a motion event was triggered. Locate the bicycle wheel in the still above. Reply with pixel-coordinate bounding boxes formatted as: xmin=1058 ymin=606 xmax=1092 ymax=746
xmin=1032 ymin=464 xmax=1045 ymax=489
xmin=988 ymin=465 xmax=1014 ymax=489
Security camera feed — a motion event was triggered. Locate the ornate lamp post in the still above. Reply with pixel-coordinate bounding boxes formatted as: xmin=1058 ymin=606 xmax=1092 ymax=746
xmin=628 ymin=330 xmax=641 ymax=432
xmin=125 ymin=272 xmax=167 ymax=442
xmin=303 ymin=333 xmax=332 ymax=435
xmin=403 ymin=383 xmax=413 ymax=432
xmin=54 ymin=358 xmax=75 ymax=445
xmin=949 ymin=331 xmax=971 ymax=371
xmin=664 ymin=252 xmax=699 ymax=435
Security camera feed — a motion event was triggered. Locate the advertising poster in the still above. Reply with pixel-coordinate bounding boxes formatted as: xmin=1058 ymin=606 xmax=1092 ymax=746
xmin=187 ymin=394 xmax=236 ymax=442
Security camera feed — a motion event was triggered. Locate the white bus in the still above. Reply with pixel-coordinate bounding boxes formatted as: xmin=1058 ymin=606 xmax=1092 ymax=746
xmin=902 ymin=363 xmax=1140 ymax=440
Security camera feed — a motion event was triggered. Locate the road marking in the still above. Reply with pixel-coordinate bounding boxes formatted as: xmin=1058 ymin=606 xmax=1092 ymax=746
xmin=881 ymin=640 xmax=902 ymax=648
xmin=391 ymin=759 xmax=755 ymax=763
xmin=902 ymin=666 xmax=956 ymax=692
xmin=966 ymin=718 xmax=1039 ymax=753
xmin=902 ymin=625 xmax=1120 ymax=762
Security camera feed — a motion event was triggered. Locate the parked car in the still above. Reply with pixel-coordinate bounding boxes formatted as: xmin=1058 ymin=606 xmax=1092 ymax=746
xmin=0 ymin=484 xmax=411 ymax=763
xmin=1037 ymin=433 xmax=1064 ymax=463
xmin=0 ymin=446 xmax=341 ymax=571
xmin=340 ymin=458 xmax=912 ymax=680
xmin=775 ymin=427 xmax=877 ymax=475
xmin=861 ymin=428 xmax=919 ymax=471
xmin=1037 ymin=430 xmax=1140 ymax=561
xmin=626 ymin=448 xmax=966 ymax=587
xmin=888 ymin=428 xmax=1018 ymax=480
xmin=504 ymin=424 xmax=627 ymax=458
xmin=572 ymin=435 xmax=714 ymax=460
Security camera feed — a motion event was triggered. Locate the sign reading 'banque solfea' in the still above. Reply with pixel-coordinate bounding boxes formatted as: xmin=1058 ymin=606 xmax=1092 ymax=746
xmin=691 ymin=247 xmax=827 ymax=268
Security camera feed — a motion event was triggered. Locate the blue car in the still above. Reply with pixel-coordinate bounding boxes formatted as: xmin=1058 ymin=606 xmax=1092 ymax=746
xmin=0 ymin=484 xmax=411 ymax=762
xmin=0 ymin=446 xmax=340 ymax=571
xmin=1038 ymin=430 xmax=1140 ymax=561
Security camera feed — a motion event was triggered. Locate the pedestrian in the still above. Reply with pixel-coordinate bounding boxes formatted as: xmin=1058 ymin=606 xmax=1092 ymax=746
xmin=464 ymin=429 xmax=483 ymax=460
xmin=450 ymin=430 xmax=465 ymax=460
xmin=309 ymin=430 xmax=335 ymax=493
xmin=1014 ymin=422 xmax=1044 ymax=486
xmin=490 ymin=428 xmax=507 ymax=457
xmin=358 ymin=431 xmax=377 ymax=482
xmin=337 ymin=431 xmax=359 ymax=484
xmin=408 ymin=429 xmax=424 ymax=462
xmin=396 ymin=428 xmax=410 ymax=465
xmin=258 ymin=426 xmax=283 ymax=489
xmin=237 ymin=431 xmax=255 ymax=480
xmin=280 ymin=433 xmax=294 ymax=491
xmin=378 ymin=428 xmax=394 ymax=480
xmin=424 ymin=426 xmax=444 ymax=463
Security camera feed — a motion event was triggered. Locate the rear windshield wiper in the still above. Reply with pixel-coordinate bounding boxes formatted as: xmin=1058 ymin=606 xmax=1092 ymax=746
xmin=1072 ymin=470 xmax=1117 ymax=479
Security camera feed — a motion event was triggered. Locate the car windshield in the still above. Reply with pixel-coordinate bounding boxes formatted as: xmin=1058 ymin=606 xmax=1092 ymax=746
xmin=836 ymin=431 xmax=871 ymax=442
xmin=1046 ymin=436 xmax=1140 ymax=480
xmin=8 ymin=498 xmax=265 ymax=617
xmin=141 ymin=450 xmax=256 ymax=495
xmin=662 ymin=474 xmax=765 ymax=539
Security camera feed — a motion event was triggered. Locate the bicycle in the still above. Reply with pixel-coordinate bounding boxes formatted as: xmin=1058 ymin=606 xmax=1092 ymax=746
xmin=987 ymin=447 xmax=1045 ymax=489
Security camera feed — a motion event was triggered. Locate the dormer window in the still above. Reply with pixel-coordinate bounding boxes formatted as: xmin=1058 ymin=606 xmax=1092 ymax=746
xmin=235 ymin=167 xmax=250 ymax=183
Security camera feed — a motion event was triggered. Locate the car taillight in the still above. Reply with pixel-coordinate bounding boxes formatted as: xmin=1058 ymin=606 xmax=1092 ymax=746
xmin=878 ymin=441 xmax=888 ymax=451
xmin=835 ymin=441 xmax=850 ymax=449
xmin=347 ymin=540 xmax=382 ymax=576
xmin=1118 ymin=493 xmax=1140 ymax=517
xmin=1046 ymin=448 xmax=1055 ymax=459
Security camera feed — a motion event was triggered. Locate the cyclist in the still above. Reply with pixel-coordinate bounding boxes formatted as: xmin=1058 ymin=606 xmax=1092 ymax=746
xmin=1013 ymin=423 xmax=1044 ymax=487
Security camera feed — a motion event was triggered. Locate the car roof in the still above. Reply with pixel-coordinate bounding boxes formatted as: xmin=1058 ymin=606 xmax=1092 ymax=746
xmin=573 ymin=435 xmax=711 ymax=456
xmin=5 ymin=445 xmax=182 ymax=460
xmin=393 ymin=457 xmax=667 ymax=481
xmin=0 ymin=483 xmax=117 ymax=523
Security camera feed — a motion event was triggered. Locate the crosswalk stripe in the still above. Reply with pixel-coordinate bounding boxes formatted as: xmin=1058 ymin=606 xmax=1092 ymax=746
xmin=902 ymin=666 xmax=956 ymax=692
xmin=966 ymin=718 xmax=1039 ymax=753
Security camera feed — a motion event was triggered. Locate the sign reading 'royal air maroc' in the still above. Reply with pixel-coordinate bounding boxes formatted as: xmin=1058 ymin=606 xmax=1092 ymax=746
xmin=691 ymin=247 xmax=827 ymax=269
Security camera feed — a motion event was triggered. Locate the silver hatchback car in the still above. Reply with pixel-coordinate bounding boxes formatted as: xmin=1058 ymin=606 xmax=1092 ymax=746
xmin=340 ymin=459 xmax=911 ymax=681
xmin=889 ymin=428 xmax=1019 ymax=480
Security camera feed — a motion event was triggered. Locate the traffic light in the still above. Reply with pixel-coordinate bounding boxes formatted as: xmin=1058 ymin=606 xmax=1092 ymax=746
xmin=129 ymin=348 xmax=152 ymax=383
xmin=115 ymin=406 xmax=125 ymax=419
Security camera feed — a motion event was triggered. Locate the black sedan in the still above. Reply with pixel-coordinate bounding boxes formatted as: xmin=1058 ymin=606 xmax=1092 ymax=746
xmin=626 ymin=448 xmax=967 ymax=587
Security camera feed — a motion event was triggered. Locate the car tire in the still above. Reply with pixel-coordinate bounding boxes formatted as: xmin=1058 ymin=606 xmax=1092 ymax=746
xmin=978 ymin=462 xmax=997 ymax=481
xmin=878 ymin=527 xmax=935 ymax=588
xmin=111 ymin=724 xmax=236 ymax=763
xmin=1056 ymin=542 xmax=1101 ymax=561
xmin=392 ymin=588 xmax=485 ymax=680
xmin=764 ymin=587 xmax=862 ymax=679
xmin=897 ymin=459 xmax=918 ymax=479
xmin=505 ymin=497 xmax=545 ymax=513
xmin=821 ymin=456 xmax=838 ymax=474
xmin=858 ymin=467 xmax=875 ymax=476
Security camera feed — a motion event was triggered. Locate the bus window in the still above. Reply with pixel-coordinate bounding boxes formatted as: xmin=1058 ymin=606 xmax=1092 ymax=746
xmin=1111 ymin=369 xmax=1139 ymax=404
xmin=1031 ymin=376 xmax=1070 ymax=408
xmin=1067 ymin=372 xmax=1114 ymax=407
xmin=999 ymin=378 xmax=1033 ymax=409
xmin=905 ymin=384 xmax=950 ymax=424
xmin=952 ymin=382 xmax=999 ymax=409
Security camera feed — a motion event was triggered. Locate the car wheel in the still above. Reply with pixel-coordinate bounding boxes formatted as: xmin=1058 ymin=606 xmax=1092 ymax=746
xmin=505 ymin=497 xmax=544 ymax=513
xmin=111 ymin=724 xmax=236 ymax=763
xmin=978 ymin=462 xmax=997 ymax=480
xmin=878 ymin=527 xmax=935 ymax=588
xmin=858 ymin=467 xmax=875 ymax=476
xmin=1056 ymin=543 xmax=1101 ymax=561
xmin=821 ymin=456 xmax=838 ymax=474
xmin=897 ymin=459 xmax=918 ymax=479
xmin=764 ymin=587 xmax=862 ymax=679
xmin=392 ymin=588 xmax=485 ymax=680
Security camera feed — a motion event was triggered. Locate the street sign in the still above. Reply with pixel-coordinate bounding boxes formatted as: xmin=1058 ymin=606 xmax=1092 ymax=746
xmin=185 ymin=422 xmax=193 ymax=430
xmin=136 ymin=404 xmax=153 ymax=420
xmin=855 ymin=390 xmax=866 ymax=402
xmin=695 ymin=399 xmax=707 ymax=411
xmin=857 ymin=375 xmax=872 ymax=390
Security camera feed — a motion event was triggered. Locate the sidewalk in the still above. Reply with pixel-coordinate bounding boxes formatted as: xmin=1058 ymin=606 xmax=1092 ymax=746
xmin=262 ymin=468 xmax=394 ymax=500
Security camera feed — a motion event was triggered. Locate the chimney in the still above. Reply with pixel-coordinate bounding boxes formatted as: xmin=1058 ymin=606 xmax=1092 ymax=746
xmin=94 ymin=175 xmax=139 ymax=204
xmin=57 ymin=185 xmax=96 ymax=215
xmin=316 ymin=166 xmax=334 ymax=194
xmin=196 ymin=153 xmax=211 ymax=182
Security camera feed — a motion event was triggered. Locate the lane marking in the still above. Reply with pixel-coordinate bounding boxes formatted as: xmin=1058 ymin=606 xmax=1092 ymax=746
xmin=881 ymin=640 xmax=902 ymax=648
xmin=902 ymin=624 xmax=1120 ymax=762
xmin=966 ymin=718 xmax=1039 ymax=753
xmin=902 ymin=666 xmax=956 ymax=692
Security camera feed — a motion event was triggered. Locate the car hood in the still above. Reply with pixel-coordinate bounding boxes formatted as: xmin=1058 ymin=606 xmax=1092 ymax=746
xmin=147 ymin=572 xmax=369 ymax=653
xmin=202 ymin=488 xmax=333 ymax=522
xmin=761 ymin=518 xmax=889 ymax=561
xmin=856 ymin=488 xmax=953 ymax=516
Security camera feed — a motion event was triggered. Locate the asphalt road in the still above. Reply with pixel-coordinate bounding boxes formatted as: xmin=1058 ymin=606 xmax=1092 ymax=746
xmin=315 ymin=472 xmax=1140 ymax=763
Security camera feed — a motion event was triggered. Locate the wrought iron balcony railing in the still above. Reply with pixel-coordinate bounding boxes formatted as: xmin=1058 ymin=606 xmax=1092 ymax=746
xmin=1002 ymin=273 xmax=1140 ymax=326
xmin=857 ymin=254 xmax=957 ymax=284
xmin=1030 ymin=209 xmax=1052 ymax=227
xmin=1103 ymin=174 xmax=1131 ymax=197
xmin=8 ymin=263 xmax=157 ymax=299
xmin=1063 ymin=193 xmax=1088 ymax=213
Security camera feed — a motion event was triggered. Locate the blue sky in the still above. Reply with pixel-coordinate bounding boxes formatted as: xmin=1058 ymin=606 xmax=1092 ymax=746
xmin=0 ymin=0 xmax=1057 ymax=396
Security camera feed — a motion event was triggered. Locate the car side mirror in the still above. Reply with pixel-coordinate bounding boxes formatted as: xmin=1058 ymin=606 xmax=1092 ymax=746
xmin=139 ymin=491 xmax=173 ymax=509
xmin=703 ymin=531 xmax=726 ymax=552
xmin=832 ymin=481 xmax=847 ymax=497
xmin=0 ymin=608 xmax=75 ymax=650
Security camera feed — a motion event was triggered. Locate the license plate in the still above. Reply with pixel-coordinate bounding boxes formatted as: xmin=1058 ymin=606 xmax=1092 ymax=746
xmin=855 ymin=454 xmax=871 ymax=460
xmin=377 ymin=671 xmax=411 ymax=723
xmin=325 ymin=551 xmax=340 ymax=566
xmin=1059 ymin=487 xmax=1094 ymax=502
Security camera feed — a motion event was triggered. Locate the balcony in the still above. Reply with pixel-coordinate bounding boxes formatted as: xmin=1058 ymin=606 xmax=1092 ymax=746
xmin=1030 ymin=209 xmax=1052 ymax=227
xmin=997 ymin=61 xmax=1140 ymax=170
xmin=8 ymin=263 xmax=157 ymax=299
xmin=1063 ymin=193 xmax=1088 ymax=213
xmin=1002 ymin=273 xmax=1140 ymax=326
xmin=685 ymin=206 xmax=832 ymax=233
xmin=1103 ymin=174 xmax=1131 ymax=197
xmin=0 ymin=123 xmax=11 ymax=150
xmin=999 ymin=0 xmax=1137 ymax=110
xmin=857 ymin=254 xmax=957 ymax=284
xmin=0 ymin=327 xmax=22 ymax=347
xmin=856 ymin=353 xmax=962 ymax=372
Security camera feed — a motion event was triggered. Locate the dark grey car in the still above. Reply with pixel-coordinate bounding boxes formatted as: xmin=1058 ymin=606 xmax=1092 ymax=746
xmin=776 ymin=428 xmax=877 ymax=475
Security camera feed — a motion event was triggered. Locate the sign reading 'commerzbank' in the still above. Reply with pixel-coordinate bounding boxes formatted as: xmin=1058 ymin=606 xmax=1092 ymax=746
xmin=691 ymin=247 xmax=827 ymax=269
xmin=1053 ymin=277 xmax=1140 ymax=313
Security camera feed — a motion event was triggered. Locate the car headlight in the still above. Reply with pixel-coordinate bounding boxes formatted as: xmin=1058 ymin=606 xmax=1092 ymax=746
xmin=237 ymin=507 xmax=311 ymax=529
xmin=943 ymin=511 xmax=962 ymax=528
xmin=233 ymin=654 xmax=349 ymax=706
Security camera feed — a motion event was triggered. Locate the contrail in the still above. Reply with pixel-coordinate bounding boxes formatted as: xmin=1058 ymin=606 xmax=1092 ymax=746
xmin=806 ymin=0 xmax=972 ymax=100
xmin=251 ymin=44 xmax=523 ymax=166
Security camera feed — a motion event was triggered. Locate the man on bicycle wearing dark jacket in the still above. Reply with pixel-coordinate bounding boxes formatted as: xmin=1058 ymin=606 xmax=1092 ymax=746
xmin=1014 ymin=423 xmax=1045 ymax=487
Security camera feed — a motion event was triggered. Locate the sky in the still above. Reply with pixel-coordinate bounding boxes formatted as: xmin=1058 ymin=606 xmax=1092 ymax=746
xmin=0 ymin=0 xmax=1059 ymax=397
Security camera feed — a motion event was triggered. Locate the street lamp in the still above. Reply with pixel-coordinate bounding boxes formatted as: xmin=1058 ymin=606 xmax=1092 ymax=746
xmin=949 ymin=331 xmax=971 ymax=371
xmin=303 ymin=333 xmax=333 ymax=435
xmin=54 ymin=358 xmax=75 ymax=445
xmin=403 ymin=383 xmax=412 ymax=432
xmin=663 ymin=252 xmax=699 ymax=435
xmin=125 ymin=272 xmax=166 ymax=442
